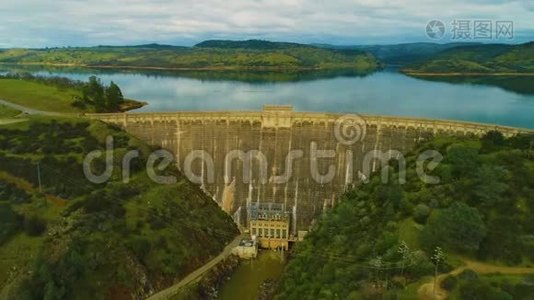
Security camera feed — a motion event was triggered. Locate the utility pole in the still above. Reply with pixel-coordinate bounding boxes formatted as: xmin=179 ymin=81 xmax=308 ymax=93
xmin=37 ymin=162 xmax=42 ymax=193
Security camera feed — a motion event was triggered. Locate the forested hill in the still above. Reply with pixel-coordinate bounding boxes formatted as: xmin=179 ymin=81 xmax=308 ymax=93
xmin=402 ymin=42 xmax=534 ymax=73
xmin=195 ymin=39 xmax=310 ymax=49
xmin=275 ymin=131 xmax=534 ymax=299
xmin=0 ymin=117 xmax=239 ymax=299
xmin=316 ymin=42 xmax=481 ymax=65
xmin=0 ymin=40 xmax=381 ymax=71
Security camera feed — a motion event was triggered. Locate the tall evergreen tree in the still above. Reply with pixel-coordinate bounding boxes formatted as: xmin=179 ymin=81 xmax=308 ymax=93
xmin=83 ymin=76 xmax=105 ymax=112
xmin=105 ymin=81 xmax=124 ymax=111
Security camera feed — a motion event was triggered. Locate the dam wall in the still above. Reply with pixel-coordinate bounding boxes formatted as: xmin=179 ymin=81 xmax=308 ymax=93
xmin=87 ymin=106 xmax=532 ymax=231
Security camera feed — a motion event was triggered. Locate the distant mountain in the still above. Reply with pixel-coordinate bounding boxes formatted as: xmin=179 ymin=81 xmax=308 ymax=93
xmin=195 ymin=39 xmax=310 ymax=50
xmin=314 ymin=42 xmax=483 ymax=65
xmin=402 ymin=42 xmax=534 ymax=73
xmin=96 ymin=43 xmax=188 ymax=50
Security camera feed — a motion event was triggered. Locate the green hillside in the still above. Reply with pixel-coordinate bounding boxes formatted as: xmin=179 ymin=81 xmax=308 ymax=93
xmin=195 ymin=39 xmax=309 ymax=49
xmin=403 ymin=42 xmax=534 ymax=73
xmin=0 ymin=40 xmax=381 ymax=71
xmin=275 ymin=132 xmax=534 ymax=299
xmin=0 ymin=117 xmax=238 ymax=299
xmin=0 ymin=105 xmax=21 ymax=118
xmin=0 ymin=74 xmax=144 ymax=113
xmin=0 ymin=78 xmax=82 ymax=113
xmin=317 ymin=42 xmax=481 ymax=65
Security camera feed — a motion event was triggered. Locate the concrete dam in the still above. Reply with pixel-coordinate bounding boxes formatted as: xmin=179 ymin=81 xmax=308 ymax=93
xmin=88 ymin=106 xmax=532 ymax=233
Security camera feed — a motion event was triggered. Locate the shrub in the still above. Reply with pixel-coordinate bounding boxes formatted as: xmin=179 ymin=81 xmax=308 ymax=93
xmin=441 ymin=275 xmax=458 ymax=291
xmin=413 ymin=204 xmax=431 ymax=224
xmin=0 ymin=203 xmax=22 ymax=244
xmin=457 ymin=269 xmax=479 ymax=282
xmin=481 ymin=130 xmax=506 ymax=153
xmin=23 ymin=215 xmax=47 ymax=236
xmin=421 ymin=202 xmax=486 ymax=253
xmin=129 ymin=237 xmax=152 ymax=261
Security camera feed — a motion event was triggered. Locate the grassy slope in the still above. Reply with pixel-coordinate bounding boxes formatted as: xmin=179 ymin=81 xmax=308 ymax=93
xmin=0 ymin=117 xmax=238 ymax=299
xmin=403 ymin=42 xmax=534 ymax=74
xmin=0 ymin=104 xmax=21 ymax=118
xmin=0 ymin=41 xmax=381 ymax=71
xmin=275 ymin=133 xmax=534 ymax=299
xmin=0 ymin=79 xmax=81 ymax=113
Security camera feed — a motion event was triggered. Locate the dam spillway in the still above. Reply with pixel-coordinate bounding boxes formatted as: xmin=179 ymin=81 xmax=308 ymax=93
xmin=87 ymin=106 xmax=532 ymax=231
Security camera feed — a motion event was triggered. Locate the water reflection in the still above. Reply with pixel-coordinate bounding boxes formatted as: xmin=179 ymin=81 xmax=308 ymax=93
xmin=1 ymin=65 xmax=533 ymax=128
xmin=408 ymin=74 xmax=534 ymax=96
xmin=218 ymin=251 xmax=285 ymax=300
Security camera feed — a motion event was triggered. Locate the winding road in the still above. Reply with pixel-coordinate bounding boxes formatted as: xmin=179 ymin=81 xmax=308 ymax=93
xmin=146 ymin=234 xmax=244 ymax=300
xmin=418 ymin=258 xmax=534 ymax=300
xmin=0 ymin=99 xmax=68 ymax=116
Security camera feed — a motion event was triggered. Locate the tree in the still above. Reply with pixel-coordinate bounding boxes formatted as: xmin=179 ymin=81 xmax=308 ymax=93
xmin=480 ymin=130 xmax=507 ymax=154
xmin=446 ymin=144 xmax=479 ymax=178
xmin=413 ymin=204 xmax=431 ymax=224
xmin=79 ymin=77 xmax=125 ymax=112
xmin=82 ymin=76 xmax=105 ymax=112
xmin=478 ymin=216 xmax=523 ymax=264
xmin=104 ymin=81 xmax=124 ymax=111
xmin=421 ymin=202 xmax=486 ymax=253
xmin=471 ymin=165 xmax=508 ymax=207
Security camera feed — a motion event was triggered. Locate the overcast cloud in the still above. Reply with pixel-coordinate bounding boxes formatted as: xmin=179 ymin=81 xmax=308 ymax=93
xmin=0 ymin=0 xmax=532 ymax=47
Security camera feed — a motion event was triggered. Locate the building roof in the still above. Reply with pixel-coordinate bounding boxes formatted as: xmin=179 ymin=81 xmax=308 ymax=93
xmin=249 ymin=202 xmax=289 ymax=220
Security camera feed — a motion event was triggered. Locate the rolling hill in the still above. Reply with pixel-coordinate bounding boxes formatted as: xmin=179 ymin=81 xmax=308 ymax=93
xmin=315 ymin=42 xmax=482 ymax=65
xmin=402 ymin=42 xmax=534 ymax=74
xmin=0 ymin=40 xmax=381 ymax=71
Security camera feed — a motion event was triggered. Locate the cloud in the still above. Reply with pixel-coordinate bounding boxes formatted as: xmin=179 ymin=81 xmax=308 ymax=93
xmin=0 ymin=0 xmax=532 ymax=47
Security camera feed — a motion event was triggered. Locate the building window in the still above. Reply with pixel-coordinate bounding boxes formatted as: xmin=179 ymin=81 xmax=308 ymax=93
xmin=252 ymin=228 xmax=256 ymax=236
xmin=276 ymin=229 xmax=280 ymax=238
xmin=282 ymin=230 xmax=287 ymax=239
xmin=270 ymin=229 xmax=274 ymax=237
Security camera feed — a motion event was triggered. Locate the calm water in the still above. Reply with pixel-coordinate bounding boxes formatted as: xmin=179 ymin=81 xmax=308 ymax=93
xmin=2 ymin=66 xmax=534 ymax=129
xmin=218 ymin=250 xmax=285 ymax=300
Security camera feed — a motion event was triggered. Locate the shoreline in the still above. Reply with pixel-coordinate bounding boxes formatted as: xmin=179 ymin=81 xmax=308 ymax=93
xmin=120 ymin=99 xmax=147 ymax=112
xmin=0 ymin=62 xmax=376 ymax=72
xmin=403 ymin=71 xmax=534 ymax=77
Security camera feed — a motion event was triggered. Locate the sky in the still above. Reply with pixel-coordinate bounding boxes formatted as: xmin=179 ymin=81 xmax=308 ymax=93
xmin=0 ymin=0 xmax=533 ymax=48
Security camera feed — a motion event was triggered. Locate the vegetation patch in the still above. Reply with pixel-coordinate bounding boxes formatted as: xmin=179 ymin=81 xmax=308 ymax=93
xmin=0 ymin=104 xmax=21 ymax=118
xmin=0 ymin=40 xmax=382 ymax=71
xmin=0 ymin=73 xmax=144 ymax=113
xmin=275 ymin=131 xmax=534 ymax=299
xmin=0 ymin=117 xmax=238 ymax=299
xmin=403 ymin=42 xmax=534 ymax=74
